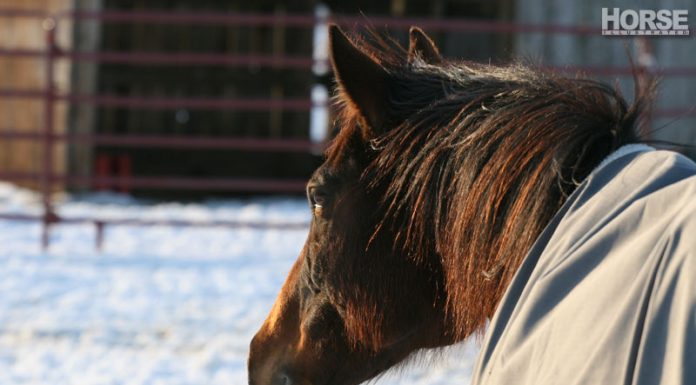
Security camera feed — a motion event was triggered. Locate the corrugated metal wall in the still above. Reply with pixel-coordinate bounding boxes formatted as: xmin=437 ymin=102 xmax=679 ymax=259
xmin=516 ymin=0 xmax=696 ymax=158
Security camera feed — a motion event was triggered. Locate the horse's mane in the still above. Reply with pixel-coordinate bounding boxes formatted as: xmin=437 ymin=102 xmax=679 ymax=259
xmin=326 ymin=33 xmax=653 ymax=342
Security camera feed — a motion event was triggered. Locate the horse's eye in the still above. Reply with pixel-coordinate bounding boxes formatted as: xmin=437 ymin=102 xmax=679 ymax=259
xmin=308 ymin=186 xmax=327 ymax=210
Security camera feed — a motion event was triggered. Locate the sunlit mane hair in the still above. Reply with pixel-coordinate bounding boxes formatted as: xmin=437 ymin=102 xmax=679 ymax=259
xmin=326 ymin=32 xmax=653 ymax=342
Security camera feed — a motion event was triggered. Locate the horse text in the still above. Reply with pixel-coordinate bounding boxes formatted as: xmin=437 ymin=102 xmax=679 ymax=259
xmin=601 ymin=8 xmax=689 ymax=36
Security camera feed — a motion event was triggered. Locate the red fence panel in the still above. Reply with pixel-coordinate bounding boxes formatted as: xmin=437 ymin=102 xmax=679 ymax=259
xmin=0 ymin=7 xmax=694 ymax=250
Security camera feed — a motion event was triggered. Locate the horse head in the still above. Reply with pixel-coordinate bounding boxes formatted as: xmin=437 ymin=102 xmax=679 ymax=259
xmin=249 ymin=24 xmax=644 ymax=385
xmin=249 ymin=25 xmax=452 ymax=385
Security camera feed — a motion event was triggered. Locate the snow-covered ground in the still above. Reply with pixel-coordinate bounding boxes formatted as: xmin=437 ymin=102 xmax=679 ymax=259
xmin=0 ymin=182 xmax=478 ymax=385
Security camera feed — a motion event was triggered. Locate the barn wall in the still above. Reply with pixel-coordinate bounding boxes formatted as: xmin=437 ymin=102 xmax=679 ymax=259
xmin=0 ymin=0 xmax=73 ymax=189
xmin=515 ymin=0 xmax=696 ymax=158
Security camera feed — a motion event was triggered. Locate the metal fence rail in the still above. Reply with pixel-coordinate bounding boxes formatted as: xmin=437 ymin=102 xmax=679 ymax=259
xmin=0 ymin=7 xmax=694 ymax=250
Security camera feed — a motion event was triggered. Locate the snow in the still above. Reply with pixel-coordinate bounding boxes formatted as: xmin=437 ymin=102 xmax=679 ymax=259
xmin=0 ymin=182 xmax=478 ymax=385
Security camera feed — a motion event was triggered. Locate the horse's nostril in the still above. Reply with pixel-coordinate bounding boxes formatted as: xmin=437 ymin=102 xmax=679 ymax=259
xmin=272 ymin=372 xmax=294 ymax=385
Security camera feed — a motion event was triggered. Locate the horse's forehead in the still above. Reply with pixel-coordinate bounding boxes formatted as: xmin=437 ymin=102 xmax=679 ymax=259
xmin=318 ymin=153 xmax=364 ymax=182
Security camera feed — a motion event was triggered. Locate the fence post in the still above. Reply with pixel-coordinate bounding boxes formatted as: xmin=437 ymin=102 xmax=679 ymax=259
xmin=41 ymin=17 xmax=57 ymax=251
xmin=95 ymin=220 xmax=105 ymax=251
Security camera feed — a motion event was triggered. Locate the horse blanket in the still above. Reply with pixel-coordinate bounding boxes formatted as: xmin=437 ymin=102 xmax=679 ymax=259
xmin=472 ymin=146 xmax=696 ymax=385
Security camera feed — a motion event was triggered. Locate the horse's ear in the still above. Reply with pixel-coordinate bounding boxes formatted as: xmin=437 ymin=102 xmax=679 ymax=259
xmin=329 ymin=24 xmax=390 ymax=138
xmin=408 ymin=27 xmax=442 ymax=65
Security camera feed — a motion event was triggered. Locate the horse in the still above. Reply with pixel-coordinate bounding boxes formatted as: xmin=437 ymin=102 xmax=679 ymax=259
xmin=249 ymin=25 xmax=696 ymax=385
